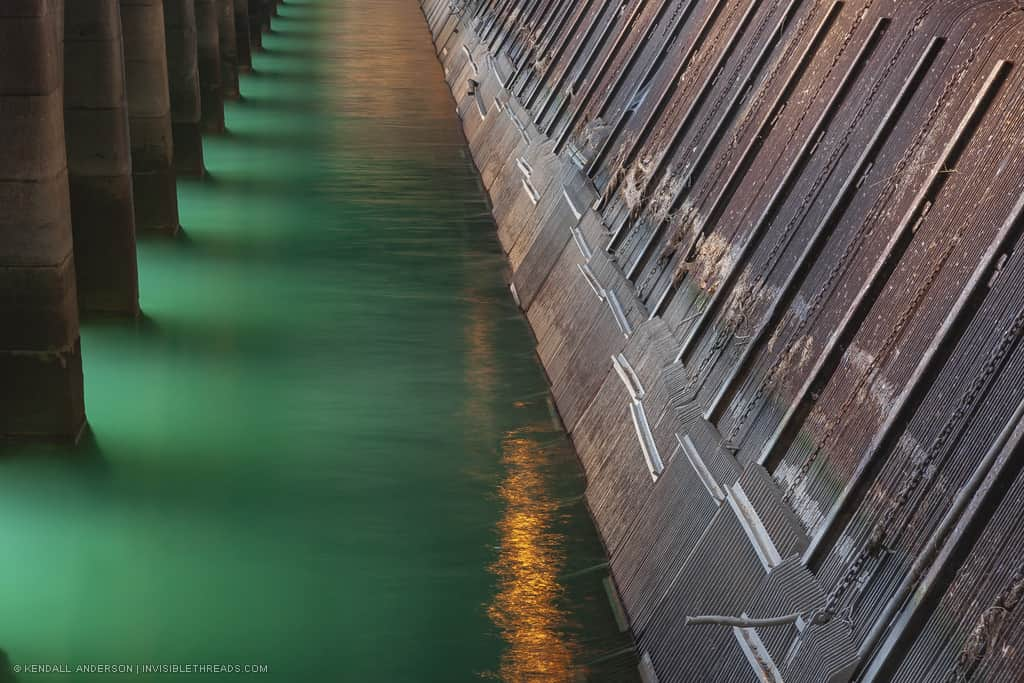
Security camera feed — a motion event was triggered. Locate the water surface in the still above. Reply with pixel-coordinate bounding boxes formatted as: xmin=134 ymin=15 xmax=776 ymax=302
xmin=0 ymin=1 xmax=636 ymax=680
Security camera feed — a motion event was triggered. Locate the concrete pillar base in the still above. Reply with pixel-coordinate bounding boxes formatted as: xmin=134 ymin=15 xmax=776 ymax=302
xmin=67 ymin=173 xmax=141 ymax=315
xmin=64 ymin=0 xmax=140 ymax=318
xmin=121 ymin=0 xmax=181 ymax=236
xmin=247 ymin=0 xmax=271 ymax=49
xmin=256 ymin=0 xmax=271 ymax=31
xmin=199 ymin=83 xmax=226 ymax=132
xmin=164 ymin=0 xmax=206 ymax=178
xmin=126 ymin=112 xmax=180 ymax=234
xmin=196 ymin=0 xmax=225 ymax=131
xmin=132 ymin=167 xmax=180 ymax=236
xmin=1 ymin=0 xmax=88 ymax=442
xmin=0 ymin=259 xmax=86 ymax=442
xmin=172 ymin=122 xmax=205 ymax=176
xmin=249 ymin=14 xmax=263 ymax=51
xmin=235 ymin=0 xmax=252 ymax=71
xmin=218 ymin=0 xmax=240 ymax=99
xmin=0 ymin=345 xmax=86 ymax=443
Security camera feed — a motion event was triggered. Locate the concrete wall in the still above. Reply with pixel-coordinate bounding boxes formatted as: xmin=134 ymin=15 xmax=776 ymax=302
xmin=419 ymin=1 xmax=1024 ymax=681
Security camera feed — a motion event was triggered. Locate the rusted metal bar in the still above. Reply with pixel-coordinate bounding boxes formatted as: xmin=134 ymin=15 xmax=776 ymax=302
xmin=507 ymin=0 xmax=567 ymax=91
xmin=507 ymin=0 xmax=558 ymax=65
xmin=801 ymin=69 xmax=1017 ymax=565
xmin=480 ymin=0 xmax=516 ymax=45
xmin=492 ymin=0 xmax=543 ymax=55
xmin=618 ymin=0 xmax=767 ymax=278
xmin=524 ymin=0 xmax=601 ymax=111
xmin=518 ymin=0 xmax=584 ymax=104
xmin=860 ymin=390 xmax=1024 ymax=681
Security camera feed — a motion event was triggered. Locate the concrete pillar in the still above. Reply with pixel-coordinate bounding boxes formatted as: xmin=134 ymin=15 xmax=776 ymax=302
xmin=120 ymin=0 xmax=180 ymax=235
xmin=0 ymin=0 xmax=86 ymax=441
xmin=164 ymin=0 xmax=205 ymax=176
xmin=217 ymin=0 xmax=239 ymax=99
xmin=247 ymin=0 xmax=262 ymax=51
xmin=258 ymin=0 xmax=272 ymax=31
xmin=64 ymin=0 xmax=140 ymax=316
xmin=195 ymin=0 xmax=224 ymax=131
xmin=234 ymin=0 xmax=251 ymax=72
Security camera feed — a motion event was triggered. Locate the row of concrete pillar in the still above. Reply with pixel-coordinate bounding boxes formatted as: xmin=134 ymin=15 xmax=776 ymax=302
xmin=0 ymin=0 xmax=284 ymax=443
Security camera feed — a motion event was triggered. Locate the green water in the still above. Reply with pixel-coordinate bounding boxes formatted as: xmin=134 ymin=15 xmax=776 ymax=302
xmin=0 ymin=1 xmax=636 ymax=681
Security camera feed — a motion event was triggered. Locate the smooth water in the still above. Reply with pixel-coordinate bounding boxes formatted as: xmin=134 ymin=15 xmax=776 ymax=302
xmin=0 ymin=1 xmax=636 ymax=680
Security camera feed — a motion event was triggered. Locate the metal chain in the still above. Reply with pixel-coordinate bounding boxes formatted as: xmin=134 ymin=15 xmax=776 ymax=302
xmin=448 ymin=0 xmax=480 ymax=19
xmin=817 ymin=303 xmax=1024 ymax=625
xmin=632 ymin=0 xmax=785 ymax=298
xmin=945 ymin=562 xmax=1024 ymax=682
xmin=663 ymin=1 xmax=827 ymax=261
xmin=624 ymin=0 xmax=749 ymax=219
xmin=680 ymin=1 xmax=875 ymax=395
xmin=723 ymin=3 xmax=980 ymax=448
xmin=782 ymin=219 xmax=959 ymax=503
xmin=806 ymin=6 xmax=1024 ymax=626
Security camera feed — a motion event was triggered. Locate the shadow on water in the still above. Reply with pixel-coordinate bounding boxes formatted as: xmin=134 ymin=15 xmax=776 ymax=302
xmin=254 ymin=45 xmax=325 ymax=60
xmin=0 ymin=650 xmax=16 ymax=683
xmin=264 ymin=13 xmax=318 ymax=25
xmin=0 ymin=428 xmax=108 ymax=476
xmin=211 ymin=127 xmax=325 ymax=150
xmin=230 ymin=89 xmax=320 ymax=109
xmin=258 ymin=27 xmax=322 ymax=41
xmin=180 ymin=168 xmax=319 ymax=195
xmin=240 ymin=67 xmax=320 ymax=84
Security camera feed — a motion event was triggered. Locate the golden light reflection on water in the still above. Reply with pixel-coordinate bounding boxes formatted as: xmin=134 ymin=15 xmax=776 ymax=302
xmin=459 ymin=270 xmax=581 ymax=681
xmin=487 ymin=429 xmax=582 ymax=682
